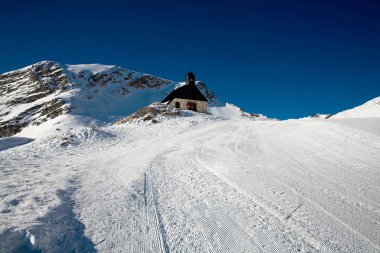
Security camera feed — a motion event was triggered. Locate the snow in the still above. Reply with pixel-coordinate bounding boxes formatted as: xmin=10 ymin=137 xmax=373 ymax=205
xmin=15 ymin=114 xmax=102 ymax=139
xmin=208 ymin=103 xmax=244 ymax=119
xmin=66 ymin=64 xmax=116 ymax=75
xmin=1 ymin=115 xmax=380 ymax=252
xmin=2 ymin=61 xmax=380 ymax=251
xmin=209 ymin=103 xmax=269 ymax=120
xmin=297 ymin=113 xmax=331 ymax=120
xmin=331 ymin=96 xmax=380 ymax=118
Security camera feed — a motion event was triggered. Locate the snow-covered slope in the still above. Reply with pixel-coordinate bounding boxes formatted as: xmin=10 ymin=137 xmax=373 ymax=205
xmin=66 ymin=64 xmax=115 ymax=74
xmin=209 ymin=103 xmax=269 ymax=120
xmin=0 ymin=61 xmax=220 ymax=138
xmin=331 ymin=96 xmax=380 ymax=119
xmin=1 ymin=116 xmax=380 ymax=252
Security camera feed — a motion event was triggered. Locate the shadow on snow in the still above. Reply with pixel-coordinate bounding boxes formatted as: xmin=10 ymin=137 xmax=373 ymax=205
xmin=0 ymin=137 xmax=34 ymax=152
xmin=0 ymin=189 xmax=95 ymax=253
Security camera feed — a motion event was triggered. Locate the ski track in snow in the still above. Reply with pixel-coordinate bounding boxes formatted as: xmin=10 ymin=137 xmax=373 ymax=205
xmin=1 ymin=117 xmax=380 ymax=252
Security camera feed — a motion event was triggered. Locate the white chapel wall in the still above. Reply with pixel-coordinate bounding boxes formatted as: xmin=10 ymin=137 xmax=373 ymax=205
xmin=169 ymin=98 xmax=208 ymax=113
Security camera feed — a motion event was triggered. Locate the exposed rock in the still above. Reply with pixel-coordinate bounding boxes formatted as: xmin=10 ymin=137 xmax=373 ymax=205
xmin=128 ymin=75 xmax=171 ymax=89
xmin=0 ymin=61 xmax=72 ymax=137
xmin=196 ymin=81 xmax=218 ymax=105
xmin=0 ymin=124 xmax=26 ymax=137
xmin=249 ymin=113 xmax=261 ymax=117
xmin=311 ymin=113 xmax=332 ymax=119
xmin=0 ymin=98 xmax=68 ymax=136
xmin=115 ymin=103 xmax=180 ymax=125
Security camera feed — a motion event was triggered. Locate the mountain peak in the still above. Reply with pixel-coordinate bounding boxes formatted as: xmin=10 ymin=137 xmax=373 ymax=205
xmin=66 ymin=64 xmax=116 ymax=75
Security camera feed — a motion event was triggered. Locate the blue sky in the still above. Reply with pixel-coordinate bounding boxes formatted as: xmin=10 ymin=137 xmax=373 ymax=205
xmin=1 ymin=0 xmax=380 ymax=119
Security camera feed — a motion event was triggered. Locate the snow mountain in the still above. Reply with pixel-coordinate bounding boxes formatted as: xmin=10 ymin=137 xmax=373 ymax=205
xmin=0 ymin=61 xmax=221 ymax=138
xmin=297 ymin=96 xmax=380 ymax=120
xmin=1 ymin=64 xmax=380 ymax=252
xmin=331 ymin=96 xmax=380 ymax=119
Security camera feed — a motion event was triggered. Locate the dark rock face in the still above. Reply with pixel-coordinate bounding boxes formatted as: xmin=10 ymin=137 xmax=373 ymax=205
xmin=128 ymin=75 xmax=171 ymax=89
xmin=81 ymin=67 xmax=172 ymax=97
xmin=0 ymin=124 xmax=26 ymax=138
xmin=196 ymin=81 xmax=219 ymax=105
xmin=0 ymin=62 xmax=70 ymax=137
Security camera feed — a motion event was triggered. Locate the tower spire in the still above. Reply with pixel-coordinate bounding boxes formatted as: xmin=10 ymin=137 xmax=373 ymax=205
xmin=186 ymin=71 xmax=195 ymax=85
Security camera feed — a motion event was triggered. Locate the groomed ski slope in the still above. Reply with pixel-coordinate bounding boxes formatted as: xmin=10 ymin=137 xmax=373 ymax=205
xmin=1 ymin=116 xmax=380 ymax=252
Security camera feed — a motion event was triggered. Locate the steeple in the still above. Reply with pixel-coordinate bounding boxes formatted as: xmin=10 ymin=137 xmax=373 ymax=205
xmin=185 ymin=71 xmax=195 ymax=85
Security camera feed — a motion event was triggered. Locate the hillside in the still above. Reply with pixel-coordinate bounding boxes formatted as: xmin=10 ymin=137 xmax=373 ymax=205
xmin=0 ymin=61 xmax=221 ymax=138
xmin=331 ymin=96 xmax=380 ymax=119
xmin=1 ymin=114 xmax=380 ymax=252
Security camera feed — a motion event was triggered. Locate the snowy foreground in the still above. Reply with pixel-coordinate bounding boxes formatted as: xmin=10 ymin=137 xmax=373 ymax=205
xmin=1 ymin=114 xmax=380 ymax=252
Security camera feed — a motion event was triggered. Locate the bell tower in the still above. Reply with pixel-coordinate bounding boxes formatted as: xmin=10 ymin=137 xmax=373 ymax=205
xmin=186 ymin=71 xmax=195 ymax=85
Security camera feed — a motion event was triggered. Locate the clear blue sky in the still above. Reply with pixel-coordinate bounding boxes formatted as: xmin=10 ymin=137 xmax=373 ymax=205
xmin=1 ymin=0 xmax=379 ymax=119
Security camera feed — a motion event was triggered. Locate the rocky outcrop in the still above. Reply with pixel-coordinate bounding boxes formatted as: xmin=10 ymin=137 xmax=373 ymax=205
xmin=115 ymin=103 xmax=181 ymax=124
xmin=128 ymin=75 xmax=171 ymax=89
xmin=196 ymin=81 xmax=219 ymax=105
xmin=0 ymin=61 xmax=70 ymax=137
xmin=0 ymin=98 xmax=69 ymax=137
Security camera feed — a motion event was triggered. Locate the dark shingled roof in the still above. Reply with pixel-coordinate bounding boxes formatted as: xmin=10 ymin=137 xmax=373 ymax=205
xmin=161 ymin=83 xmax=208 ymax=103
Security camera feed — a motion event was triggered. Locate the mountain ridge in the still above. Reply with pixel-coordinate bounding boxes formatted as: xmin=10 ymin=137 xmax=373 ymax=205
xmin=330 ymin=96 xmax=380 ymax=119
xmin=2 ymin=61 xmax=378 ymax=138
